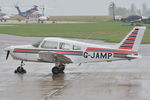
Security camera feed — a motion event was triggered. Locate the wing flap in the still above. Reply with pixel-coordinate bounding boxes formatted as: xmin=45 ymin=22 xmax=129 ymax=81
xmin=38 ymin=52 xmax=72 ymax=64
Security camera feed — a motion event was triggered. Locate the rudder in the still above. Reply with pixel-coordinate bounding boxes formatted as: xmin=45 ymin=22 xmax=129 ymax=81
xmin=118 ymin=26 xmax=146 ymax=51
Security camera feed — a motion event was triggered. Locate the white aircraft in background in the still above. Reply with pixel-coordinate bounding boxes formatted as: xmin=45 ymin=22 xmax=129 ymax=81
xmin=38 ymin=16 xmax=47 ymax=23
xmin=5 ymin=26 xmax=146 ymax=74
xmin=0 ymin=7 xmax=10 ymax=22
xmin=0 ymin=15 xmax=10 ymax=22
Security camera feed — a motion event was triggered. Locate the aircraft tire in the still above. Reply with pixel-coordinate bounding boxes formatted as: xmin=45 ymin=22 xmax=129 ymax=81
xmin=14 ymin=67 xmax=26 ymax=74
xmin=52 ymin=67 xmax=60 ymax=74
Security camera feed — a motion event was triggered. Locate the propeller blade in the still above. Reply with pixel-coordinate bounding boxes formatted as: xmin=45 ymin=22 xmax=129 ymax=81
xmin=6 ymin=50 xmax=10 ymax=60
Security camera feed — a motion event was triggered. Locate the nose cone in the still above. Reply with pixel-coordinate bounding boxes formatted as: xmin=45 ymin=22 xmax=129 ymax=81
xmin=5 ymin=46 xmax=14 ymax=60
xmin=4 ymin=46 xmax=14 ymax=52
xmin=5 ymin=45 xmax=34 ymax=53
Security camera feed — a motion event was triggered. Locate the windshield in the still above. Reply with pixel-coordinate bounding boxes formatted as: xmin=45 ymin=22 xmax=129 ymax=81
xmin=41 ymin=41 xmax=58 ymax=49
xmin=32 ymin=40 xmax=42 ymax=47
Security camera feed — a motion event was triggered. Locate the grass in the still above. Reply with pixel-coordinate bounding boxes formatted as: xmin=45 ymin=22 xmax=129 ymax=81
xmin=0 ymin=16 xmax=150 ymax=44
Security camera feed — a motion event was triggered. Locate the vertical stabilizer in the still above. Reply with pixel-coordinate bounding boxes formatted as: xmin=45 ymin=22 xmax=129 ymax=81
xmin=15 ymin=6 xmax=21 ymax=15
xmin=118 ymin=26 xmax=146 ymax=51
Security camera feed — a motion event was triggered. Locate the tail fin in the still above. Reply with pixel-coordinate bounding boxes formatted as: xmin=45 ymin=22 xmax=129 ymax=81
xmin=15 ymin=6 xmax=21 ymax=15
xmin=118 ymin=26 xmax=146 ymax=51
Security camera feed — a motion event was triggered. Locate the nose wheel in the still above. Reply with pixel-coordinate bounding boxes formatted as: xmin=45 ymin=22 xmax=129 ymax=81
xmin=52 ymin=64 xmax=65 ymax=74
xmin=14 ymin=61 xmax=26 ymax=74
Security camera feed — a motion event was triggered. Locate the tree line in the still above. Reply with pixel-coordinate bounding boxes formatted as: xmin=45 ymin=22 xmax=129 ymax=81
xmin=109 ymin=2 xmax=150 ymax=16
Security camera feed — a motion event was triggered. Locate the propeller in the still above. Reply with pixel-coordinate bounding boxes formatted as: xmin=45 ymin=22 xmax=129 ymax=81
xmin=6 ymin=50 xmax=10 ymax=60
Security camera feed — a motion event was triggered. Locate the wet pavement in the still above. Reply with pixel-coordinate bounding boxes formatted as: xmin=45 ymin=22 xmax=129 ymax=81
xmin=0 ymin=34 xmax=150 ymax=100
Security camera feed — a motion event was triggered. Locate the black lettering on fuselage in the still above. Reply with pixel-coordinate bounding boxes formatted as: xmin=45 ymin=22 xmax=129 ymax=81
xmin=83 ymin=52 xmax=88 ymax=58
xmin=108 ymin=53 xmax=113 ymax=59
xmin=100 ymin=53 xmax=107 ymax=59
xmin=83 ymin=52 xmax=113 ymax=59
xmin=96 ymin=52 xmax=100 ymax=58
xmin=91 ymin=52 xmax=95 ymax=58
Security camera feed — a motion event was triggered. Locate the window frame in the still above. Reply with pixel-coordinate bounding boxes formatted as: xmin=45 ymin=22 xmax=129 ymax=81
xmin=59 ymin=42 xmax=71 ymax=50
xmin=40 ymin=40 xmax=58 ymax=49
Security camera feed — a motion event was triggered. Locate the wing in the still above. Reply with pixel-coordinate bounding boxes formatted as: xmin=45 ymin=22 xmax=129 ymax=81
xmin=38 ymin=52 xmax=73 ymax=64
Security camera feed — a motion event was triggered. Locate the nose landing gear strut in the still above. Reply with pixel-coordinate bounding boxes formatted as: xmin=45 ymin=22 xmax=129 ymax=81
xmin=14 ymin=61 xmax=26 ymax=74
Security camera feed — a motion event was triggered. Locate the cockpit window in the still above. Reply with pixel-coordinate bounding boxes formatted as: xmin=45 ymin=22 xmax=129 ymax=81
xmin=41 ymin=41 xmax=58 ymax=49
xmin=59 ymin=42 xmax=70 ymax=50
xmin=32 ymin=40 xmax=42 ymax=48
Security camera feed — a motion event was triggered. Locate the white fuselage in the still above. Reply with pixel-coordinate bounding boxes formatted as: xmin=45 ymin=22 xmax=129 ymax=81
xmin=5 ymin=38 xmax=138 ymax=64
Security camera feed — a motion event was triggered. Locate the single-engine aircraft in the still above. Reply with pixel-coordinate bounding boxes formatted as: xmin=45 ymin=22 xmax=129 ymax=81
xmin=5 ymin=26 xmax=146 ymax=74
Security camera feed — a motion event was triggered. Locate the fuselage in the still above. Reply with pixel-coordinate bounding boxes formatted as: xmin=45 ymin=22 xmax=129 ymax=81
xmin=5 ymin=38 xmax=138 ymax=64
xmin=15 ymin=6 xmax=38 ymax=18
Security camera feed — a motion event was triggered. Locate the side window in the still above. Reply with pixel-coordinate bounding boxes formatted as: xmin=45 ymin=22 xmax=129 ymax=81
xmin=73 ymin=45 xmax=81 ymax=50
xmin=41 ymin=41 xmax=58 ymax=49
xmin=59 ymin=42 xmax=70 ymax=50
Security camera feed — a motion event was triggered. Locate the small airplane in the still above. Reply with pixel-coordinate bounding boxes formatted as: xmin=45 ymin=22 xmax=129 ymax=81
xmin=38 ymin=16 xmax=47 ymax=23
xmin=37 ymin=6 xmax=48 ymax=23
xmin=0 ymin=7 xmax=10 ymax=22
xmin=15 ymin=5 xmax=38 ymax=19
xmin=5 ymin=26 xmax=146 ymax=74
xmin=0 ymin=15 xmax=10 ymax=22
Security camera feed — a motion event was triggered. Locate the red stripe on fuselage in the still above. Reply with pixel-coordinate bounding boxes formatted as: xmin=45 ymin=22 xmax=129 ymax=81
xmin=86 ymin=48 xmax=137 ymax=55
xmin=14 ymin=49 xmax=39 ymax=53
xmin=14 ymin=49 xmax=83 ymax=55
xmin=56 ymin=52 xmax=82 ymax=55
xmin=87 ymin=47 xmax=129 ymax=51
xmin=86 ymin=50 xmax=136 ymax=54
xmin=114 ymin=55 xmax=127 ymax=57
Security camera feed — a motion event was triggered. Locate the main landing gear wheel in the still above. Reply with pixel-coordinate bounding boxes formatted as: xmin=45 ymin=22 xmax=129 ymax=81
xmin=14 ymin=61 xmax=26 ymax=74
xmin=52 ymin=67 xmax=60 ymax=74
xmin=52 ymin=64 xmax=65 ymax=74
xmin=14 ymin=66 xmax=26 ymax=74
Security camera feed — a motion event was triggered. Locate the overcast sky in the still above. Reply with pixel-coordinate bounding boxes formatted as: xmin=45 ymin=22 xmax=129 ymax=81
xmin=0 ymin=0 xmax=150 ymax=16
